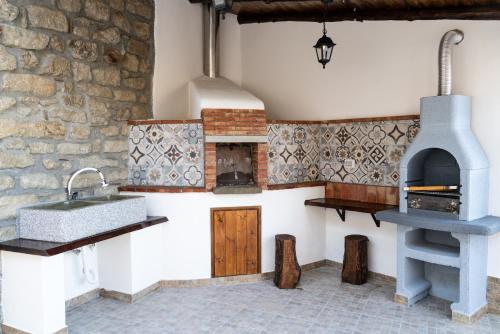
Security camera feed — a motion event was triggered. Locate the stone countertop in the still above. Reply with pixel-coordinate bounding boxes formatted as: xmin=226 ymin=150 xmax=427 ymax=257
xmin=376 ymin=209 xmax=500 ymax=235
xmin=0 ymin=216 xmax=167 ymax=256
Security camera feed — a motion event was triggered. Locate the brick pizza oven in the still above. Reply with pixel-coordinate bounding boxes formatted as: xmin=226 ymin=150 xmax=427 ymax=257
xmin=202 ymin=109 xmax=268 ymax=193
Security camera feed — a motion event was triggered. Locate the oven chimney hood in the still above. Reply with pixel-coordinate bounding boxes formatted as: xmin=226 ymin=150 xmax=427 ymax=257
xmin=188 ymin=77 xmax=265 ymax=119
xmin=188 ymin=1 xmax=265 ymax=119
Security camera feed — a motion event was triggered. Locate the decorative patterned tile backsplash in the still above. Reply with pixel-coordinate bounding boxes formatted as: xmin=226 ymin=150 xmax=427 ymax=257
xmin=267 ymin=119 xmax=420 ymax=187
xmin=267 ymin=124 xmax=321 ymax=184
xmin=128 ymin=123 xmax=205 ymax=187
xmin=127 ymin=117 xmax=419 ymax=188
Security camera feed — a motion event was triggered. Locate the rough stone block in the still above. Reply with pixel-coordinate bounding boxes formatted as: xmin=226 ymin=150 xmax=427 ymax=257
xmin=0 ymin=45 xmax=16 ymax=70
xmin=64 ymin=94 xmax=85 ymax=108
xmin=57 ymin=0 xmax=82 ymax=13
xmin=78 ymin=83 xmax=113 ymax=98
xmin=114 ymin=89 xmax=136 ymax=102
xmin=43 ymin=159 xmax=60 ymax=170
xmin=21 ymin=173 xmax=59 ymax=189
xmin=93 ymin=27 xmax=121 ymax=45
xmin=0 ymin=175 xmax=15 ymax=191
xmin=69 ymin=39 xmax=98 ymax=61
xmin=29 ymin=142 xmax=55 ymax=154
xmin=49 ymin=108 xmax=87 ymax=123
xmin=132 ymin=21 xmax=150 ymax=40
xmin=100 ymin=126 xmax=120 ymax=137
xmin=0 ymin=0 xmax=18 ymax=22
xmin=89 ymin=98 xmax=110 ymax=125
xmin=70 ymin=126 xmax=91 ymax=140
xmin=110 ymin=0 xmax=125 ymax=11
xmin=26 ymin=5 xmax=69 ymax=32
xmin=80 ymin=155 xmax=118 ymax=168
xmin=122 ymin=53 xmax=139 ymax=72
xmin=0 ymin=151 xmax=34 ymax=169
xmin=123 ymin=77 xmax=146 ymax=90
xmin=126 ymin=0 xmax=153 ymax=19
xmin=57 ymin=143 xmax=92 ymax=155
xmin=72 ymin=62 xmax=92 ymax=82
xmin=21 ymin=50 xmax=39 ymax=69
xmin=0 ymin=97 xmax=16 ymax=112
xmin=4 ymin=138 xmax=25 ymax=149
xmin=38 ymin=54 xmax=71 ymax=77
xmin=85 ymin=0 xmax=110 ymax=21
xmin=112 ymin=13 xmax=131 ymax=33
xmin=50 ymin=36 xmax=65 ymax=52
xmin=2 ymin=73 xmax=56 ymax=97
xmin=131 ymin=104 xmax=148 ymax=119
xmin=0 ymin=195 xmax=38 ymax=220
xmin=127 ymin=39 xmax=148 ymax=57
xmin=103 ymin=140 xmax=127 ymax=153
xmin=0 ymin=25 xmax=50 ymax=49
xmin=92 ymin=66 xmax=121 ymax=87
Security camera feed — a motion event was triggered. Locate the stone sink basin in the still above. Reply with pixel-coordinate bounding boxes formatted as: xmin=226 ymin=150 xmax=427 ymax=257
xmin=18 ymin=195 xmax=147 ymax=243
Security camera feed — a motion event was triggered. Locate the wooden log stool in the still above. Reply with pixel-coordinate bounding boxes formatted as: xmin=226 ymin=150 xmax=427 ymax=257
xmin=274 ymin=234 xmax=301 ymax=289
xmin=342 ymin=234 xmax=369 ymax=285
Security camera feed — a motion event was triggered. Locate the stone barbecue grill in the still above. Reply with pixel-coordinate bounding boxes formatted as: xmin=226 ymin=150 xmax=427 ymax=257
xmin=377 ymin=30 xmax=500 ymax=324
xmin=400 ymin=95 xmax=489 ymax=220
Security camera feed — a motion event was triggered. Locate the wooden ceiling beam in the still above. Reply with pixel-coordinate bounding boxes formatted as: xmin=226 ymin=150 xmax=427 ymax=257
xmin=237 ymin=4 xmax=500 ymax=24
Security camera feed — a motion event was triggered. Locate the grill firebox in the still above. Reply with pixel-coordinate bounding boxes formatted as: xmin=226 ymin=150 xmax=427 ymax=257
xmin=399 ymin=95 xmax=489 ymax=221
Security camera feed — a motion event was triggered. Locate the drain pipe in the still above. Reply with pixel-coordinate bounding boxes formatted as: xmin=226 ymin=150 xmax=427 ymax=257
xmin=203 ymin=1 xmax=220 ymax=78
xmin=438 ymin=29 xmax=464 ymax=96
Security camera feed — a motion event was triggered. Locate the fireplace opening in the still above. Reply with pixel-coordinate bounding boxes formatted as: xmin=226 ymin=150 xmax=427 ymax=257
xmin=407 ymin=148 xmax=460 ymax=187
xmin=405 ymin=148 xmax=461 ymax=215
xmin=216 ymin=143 xmax=255 ymax=187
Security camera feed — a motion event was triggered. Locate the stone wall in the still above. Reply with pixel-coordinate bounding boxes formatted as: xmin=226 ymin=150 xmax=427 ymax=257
xmin=0 ymin=0 xmax=155 ymax=231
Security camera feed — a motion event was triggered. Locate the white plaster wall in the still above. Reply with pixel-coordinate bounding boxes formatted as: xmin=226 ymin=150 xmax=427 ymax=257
xmin=153 ymin=0 xmax=203 ymax=119
xmin=238 ymin=20 xmax=500 ymax=279
xmin=130 ymin=187 xmax=326 ymax=280
xmin=64 ymin=246 xmax=99 ymax=301
xmin=219 ymin=14 xmax=243 ymax=85
xmin=2 ymin=253 xmax=66 ymax=334
xmin=153 ymin=1 xmax=243 ymax=119
xmin=325 ymin=211 xmax=398 ymax=277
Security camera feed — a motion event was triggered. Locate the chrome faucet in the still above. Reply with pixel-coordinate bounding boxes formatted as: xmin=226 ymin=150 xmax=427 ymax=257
xmin=66 ymin=168 xmax=109 ymax=201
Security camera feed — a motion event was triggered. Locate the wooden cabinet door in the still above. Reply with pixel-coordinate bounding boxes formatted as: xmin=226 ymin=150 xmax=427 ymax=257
xmin=211 ymin=207 xmax=260 ymax=277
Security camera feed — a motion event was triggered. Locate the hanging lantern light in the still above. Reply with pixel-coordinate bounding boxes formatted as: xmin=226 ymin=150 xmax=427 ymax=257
xmin=314 ymin=21 xmax=335 ymax=69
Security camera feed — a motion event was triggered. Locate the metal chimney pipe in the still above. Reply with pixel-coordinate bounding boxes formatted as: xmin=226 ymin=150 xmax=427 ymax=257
xmin=203 ymin=2 xmax=220 ymax=78
xmin=438 ymin=29 xmax=464 ymax=96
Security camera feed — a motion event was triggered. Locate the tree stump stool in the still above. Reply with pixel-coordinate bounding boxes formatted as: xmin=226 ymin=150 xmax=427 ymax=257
xmin=274 ymin=234 xmax=301 ymax=289
xmin=342 ymin=234 xmax=369 ymax=285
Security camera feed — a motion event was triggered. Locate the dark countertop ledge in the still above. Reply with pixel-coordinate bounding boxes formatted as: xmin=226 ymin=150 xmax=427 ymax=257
xmin=305 ymin=198 xmax=398 ymax=213
xmin=376 ymin=209 xmax=500 ymax=236
xmin=0 ymin=216 xmax=168 ymax=257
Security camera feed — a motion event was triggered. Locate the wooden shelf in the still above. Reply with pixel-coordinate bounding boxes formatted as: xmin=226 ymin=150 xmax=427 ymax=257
xmin=0 ymin=216 xmax=168 ymax=257
xmin=304 ymin=198 xmax=398 ymax=227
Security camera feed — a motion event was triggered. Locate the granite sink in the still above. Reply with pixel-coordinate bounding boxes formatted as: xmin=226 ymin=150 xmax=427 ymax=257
xmin=18 ymin=195 xmax=147 ymax=243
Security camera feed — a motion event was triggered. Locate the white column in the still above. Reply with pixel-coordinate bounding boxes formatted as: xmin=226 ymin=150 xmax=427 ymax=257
xmin=1 ymin=252 xmax=66 ymax=334
xmin=98 ymin=224 xmax=163 ymax=296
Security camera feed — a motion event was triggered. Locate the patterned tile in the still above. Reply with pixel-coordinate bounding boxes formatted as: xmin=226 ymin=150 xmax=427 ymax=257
xmin=268 ymin=119 xmax=419 ymax=187
xmin=128 ymin=123 xmax=204 ymax=187
xmin=267 ymin=124 xmax=321 ymax=185
xmin=318 ymin=119 xmax=420 ymax=187
xmin=129 ymin=118 xmax=419 ymax=188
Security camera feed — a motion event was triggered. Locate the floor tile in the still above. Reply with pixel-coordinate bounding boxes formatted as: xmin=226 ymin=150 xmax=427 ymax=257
xmin=67 ymin=266 xmax=500 ymax=334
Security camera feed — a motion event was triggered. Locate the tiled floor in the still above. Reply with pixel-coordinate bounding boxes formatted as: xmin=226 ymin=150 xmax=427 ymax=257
xmin=67 ymin=266 xmax=500 ymax=333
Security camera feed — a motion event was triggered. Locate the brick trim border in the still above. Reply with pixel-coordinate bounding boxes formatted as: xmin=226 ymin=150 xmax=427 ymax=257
xmin=267 ymin=181 xmax=327 ymax=190
xmin=128 ymin=119 xmax=203 ymax=125
xmin=267 ymin=114 xmax=419 ymax=125
xmin=119 ymin=186 xmax=206 ymax=193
